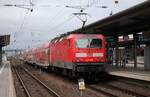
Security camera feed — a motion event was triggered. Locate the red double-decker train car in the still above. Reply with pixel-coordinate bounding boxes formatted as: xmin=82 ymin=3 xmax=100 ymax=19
xmin=26 ymin=34 xmax=107 ymax=78
xmin=32 ymin=43 xmax=49 ymax=67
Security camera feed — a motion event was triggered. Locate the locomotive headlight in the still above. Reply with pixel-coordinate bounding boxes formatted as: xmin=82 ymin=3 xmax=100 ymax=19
xmin=75 ymin=53 xmax=87 ymax=57
xmin=93 ymin=53 xmax=103 ymax=57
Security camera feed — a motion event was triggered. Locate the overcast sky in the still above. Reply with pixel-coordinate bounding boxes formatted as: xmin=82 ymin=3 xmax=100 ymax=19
xmin=0 ymin=0 xmax=146 ymax=50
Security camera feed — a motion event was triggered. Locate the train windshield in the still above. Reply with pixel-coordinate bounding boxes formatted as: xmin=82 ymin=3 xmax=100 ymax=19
xmin=76 ymin=38 xmax=102 ymax=48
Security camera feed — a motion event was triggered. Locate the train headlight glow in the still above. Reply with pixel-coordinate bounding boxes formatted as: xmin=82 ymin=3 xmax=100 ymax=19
xmin=93 ymin=53 xmax=103 ymax=57
xmin=75 ymin=53 xmax=87 ymax=57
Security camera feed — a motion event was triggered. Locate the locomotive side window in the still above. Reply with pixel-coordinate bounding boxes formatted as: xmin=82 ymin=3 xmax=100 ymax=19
xmin=76 ymin=38 xmax=102 ymax=48
xmin=68 ymin=39 xmax=71 ymax=48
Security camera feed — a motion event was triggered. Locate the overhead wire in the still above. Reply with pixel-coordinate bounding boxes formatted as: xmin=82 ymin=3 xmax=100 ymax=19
xmin=15 ymin=0 xmax=102 ymax=46
xmin=13 ymin=6 xmax=34 ymax=51
xmin=45 ymin=0 xmax=99 ymax=36
xmin=88 ymin=0 xmax=100 ymax=7
xmin=14 ymin=0 xmax=38 ymax=41
xmin=14 ymin=12 xmax=24 ymax=42
xmin=31 ymin=0 xmax=68 ymax=34
xmin=48 ymin=15 xmax=75 ymax=33
xmin=43 ymin=0 xmax=76 ymax=36
xmin=46 ymin=8 xmax=65 ymax=28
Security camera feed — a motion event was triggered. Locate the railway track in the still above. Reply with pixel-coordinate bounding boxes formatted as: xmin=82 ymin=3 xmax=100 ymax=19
xmin=107 ymin=75 xmax=150 ymax=97
xmin=88 ymin=85 xmax=144 ymax=97
xmin=13 ymin=66 xmax=32 ymax=97
xmin=12 ymin=59 xmax=150 ymax=97
xmin=114 ymin=76 xmax=150 ymax=89
xmin=13 ymin=61 xmax=104 ymax=97
xmin=21 ymin=64 xmax=150 ymax=97
xmin=13 ymin=65 xmax=60 ymax=97
xmin=87 ymin=85 xmax=118 ymax=97
xmin=87 ymin=80 xmax=149 ymax=97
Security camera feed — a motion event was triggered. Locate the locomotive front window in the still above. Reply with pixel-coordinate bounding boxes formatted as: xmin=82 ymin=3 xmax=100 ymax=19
xmin=76 ymin=39 xmax=89 ymax=48
xmin=90 ymin=39 xmax=102 ymax=48
xmin=76 ymin=38 xmax=102 ymax=48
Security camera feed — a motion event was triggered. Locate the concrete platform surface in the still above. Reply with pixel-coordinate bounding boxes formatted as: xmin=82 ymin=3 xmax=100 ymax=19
xmin=110 ymin=71 xmax=150 ymax=81
xmin=0 ymin=63 xmax=16 ymax=97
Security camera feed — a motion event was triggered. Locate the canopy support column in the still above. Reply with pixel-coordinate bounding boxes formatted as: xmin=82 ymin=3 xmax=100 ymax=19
xmin=0 ymin=47 xmax=2 ymax=65
xmin=133 ymin=33 xmax=137 ymax=68
xmin=115 ymin=36 xmax=119 ymax=67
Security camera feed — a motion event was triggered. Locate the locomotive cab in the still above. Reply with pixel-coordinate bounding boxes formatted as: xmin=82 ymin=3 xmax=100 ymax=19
xmin=72 ymin=34 xmax=106 ymax=73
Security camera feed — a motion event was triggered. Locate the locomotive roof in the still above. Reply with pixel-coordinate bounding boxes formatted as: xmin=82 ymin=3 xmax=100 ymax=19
xmin=50 ymin=33 xmax=103 ymax=42
xmin=51 ymin=33 xmax=70 ymax=42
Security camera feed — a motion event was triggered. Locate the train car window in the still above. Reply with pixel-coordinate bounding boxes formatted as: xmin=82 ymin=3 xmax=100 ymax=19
xmin=68 ymin=39 xmax=70 ymax=48
xmin=54 ymin=40 xmax=57 ymax=43
xmin=76 ymin=38 xmax=102 ymax=48
xmin=59 ymin=38 xmax=63 ymax=42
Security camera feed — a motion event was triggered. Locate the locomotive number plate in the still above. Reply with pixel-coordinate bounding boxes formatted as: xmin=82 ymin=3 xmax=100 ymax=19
xmin=87 ymin=53 xmax=93 ymax=57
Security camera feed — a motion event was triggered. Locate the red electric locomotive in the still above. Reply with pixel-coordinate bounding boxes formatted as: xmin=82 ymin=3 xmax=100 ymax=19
xmin=50 ymin=34 xmax=107 ymax=77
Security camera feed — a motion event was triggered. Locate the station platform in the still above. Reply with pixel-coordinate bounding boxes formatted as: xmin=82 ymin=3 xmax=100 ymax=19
xmin=109 ymin=65 xmax=150 ymax=82
xmin=0 ymin=62 xmax=16 ymax=97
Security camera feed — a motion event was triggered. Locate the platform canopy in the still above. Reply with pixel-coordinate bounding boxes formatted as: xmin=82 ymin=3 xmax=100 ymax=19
xmin=69 ymin=1 xmax=150 ymax=36
xmin=0 ymin=35 xmax=10 ymax=47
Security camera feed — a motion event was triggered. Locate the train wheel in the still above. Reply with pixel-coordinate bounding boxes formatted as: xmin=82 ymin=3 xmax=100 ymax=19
xmin=62 ymin=69 xmax=67 ymax=76
xmin=68 ymin=70 xmax=76 ymax=79
xmin=47 ymin=66 xmax=52 ymax=72
xmin=68 ymin=70 xmax=72 ymax=78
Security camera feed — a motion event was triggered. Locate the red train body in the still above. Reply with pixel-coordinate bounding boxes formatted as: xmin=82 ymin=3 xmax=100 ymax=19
xmin=26 ymin=34 xmax=107 ymax=77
